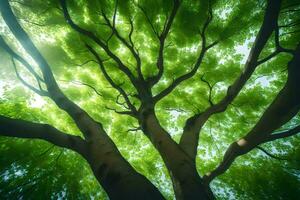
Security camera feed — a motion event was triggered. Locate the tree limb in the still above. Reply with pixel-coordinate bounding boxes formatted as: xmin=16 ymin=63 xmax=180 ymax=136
xmin=263 ymin=124 xmax=300 ymax=142
xmin=0 ymin=35 xmax=44 ymax=82
xmin=0 ymin=115 xmax=87 ymax=156
xmin=0 ymin=0 xmax=104 ymax=139
xmin=86 ymin=44 xmax=138 ymax=116
xmin=153 ymin=2 xmax=217 ymax=103
xmin=148 ymin=0 xmax=181 ymax=86
xmin=136 ymin=4 xmax=159 ymax=38
xmin=12 ymin=58 xmax=49 ymax=96
xmin=179 ymin=0 xmax=283 ymax=161
xmin=200 ymin=74 xmax=215 ymax=106
xmin=0 ymin=35 xmax=48 ymax=96
xmin=60 ymin=0 xmax=138 ymax=88
xmin=256 ymin=146 xmax=292 ymax=161
xmin=101 ymin=8 xmax=143 ymax=81
xmin=203 ymin=41 xmax=300 ymax=184
xmin=59 ymin=79 xmax=103 ymax=97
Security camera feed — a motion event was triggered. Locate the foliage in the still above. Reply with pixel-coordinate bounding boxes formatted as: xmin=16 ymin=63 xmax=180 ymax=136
xmin=0 ymin=0 xmax=300 ymax=199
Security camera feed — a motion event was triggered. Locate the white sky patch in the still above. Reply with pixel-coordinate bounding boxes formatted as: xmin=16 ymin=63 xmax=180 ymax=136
xmin=251 ymin=74 xmax=278 ymax=88
xmin=29 ymin=94 xmax=46 ymax=108
xmin=169 ymin=110 xmax=181 ymax=119
xmin=234 ymin=37 xmax=255 ymax=64
xmin=0 ymin=80 xmax=7 ymax=97
xmin=254 ymin=76 xmax=271 ymax=87
xmin=219 ymin=7 xmax=233 ymax=20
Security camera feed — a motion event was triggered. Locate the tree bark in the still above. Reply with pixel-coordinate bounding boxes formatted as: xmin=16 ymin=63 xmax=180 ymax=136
xmin=141 ymin=110 xmax=214 ymax=200
xmin=179 ymin=0 xmax=282 ymax=162
xmin=84 ymin=135 xmax=165 ymax=200
xmin=0 ymin=115 xmax=165 ymax=200
xmin=0 ymin=1 xmax=166 ymax=198
xmin=204 ymin=42 xmax=300 ymax=184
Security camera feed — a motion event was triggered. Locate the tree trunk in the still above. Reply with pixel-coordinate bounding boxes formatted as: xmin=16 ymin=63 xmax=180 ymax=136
xmin=84 ymin=135 xmax=165 ymax=200
xmin=170 ymin=170 xmax=214 ymax=200
xmin=141 ymin=111 xmax=214 ymax=200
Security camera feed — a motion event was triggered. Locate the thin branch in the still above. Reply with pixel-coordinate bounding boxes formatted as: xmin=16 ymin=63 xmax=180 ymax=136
xmin=1 ymin=0 xmax=104 ymax=139
xmin=59 ymin=80 xmax=102 ymax=97
xmin=128 ymin=18 xmax=135 ymax=50
xmin=257 ymin=50 xmax=280 ymax=65
xmin=148 ymin=0 xmax=181 ymax=86
xmin=73 ymin=59 xmax=98 ymax=67
xmin=17 ymin=17 xmax=48 ymax=27
xmin=105 ymin=106 xmax=135 ymax=117
xmin=60 ymin=0 xmax=138 ymax=88
xmin=127 ymin=126 xmax=141 ymax=132
xmin=136 ymin=3 xmax=159 ymax=37
xmin=12 ymin=58 xmax=48 ymax=96
xmin=153 ymin=1 xmax=217 ymax=103
xmin=263 ymin=124 xmax=300 ymax=142
xmin=275 ymin=21 xmax=295 ymax=54
xmin=86 ymin=44 xmax=138 ymax=116
xmin=280 ymin=29 xmax=300 ymax=37
xmin=115 ymin=92 xmax=130 ymax=110
xmin=165 ymin=107 xmax=187 ymax=113
xmin=127 ymin=17 xmax=143 ymax=80
xmin=179 ymin=0 xmax=283 ymax=162
xmin=102 ymin=0 xmax=118 ymax=43
xmin=0 ymin=36 xmax=48 ymax=96
xmin=204 ymin=42 xmax=300 ymax=185
xmin=281 ymin=8 xmax=300 ymax=13
xmin=256 ymin=146 xmax=292 ymax=161
xmin=0 ymin=35 xmax=44 ymax=82
xmin=101 ymin=9 xmax=142 ymax=80
xmin=256 ymin=20 xmax=295 ymax=65
xmin=279 ymin=19 xmax=300 ymax=28
xmin=200 ymin=74 xmax=215 ymax=106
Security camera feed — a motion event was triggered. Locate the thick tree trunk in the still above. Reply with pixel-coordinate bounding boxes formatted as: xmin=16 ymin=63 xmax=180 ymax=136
xmin=169 ymin=170 xmax=214 ymax=200
xmin=0 ymin=1 xmax=165 ymax=199
xmin=84 ymin=135 xmax=165 ymax=200
xmin=141 ymin=111 xmax=214 ymax=200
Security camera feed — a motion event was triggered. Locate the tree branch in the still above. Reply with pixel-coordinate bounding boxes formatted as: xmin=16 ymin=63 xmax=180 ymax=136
xmin=0 ymin=115 xmax=87 ymax=156
xmin=60 ymin=0 xmax=138 ymax=88
xmin=203 ymin=41 xmax=300 ymax=184
xmin=179 ymin=0 xmax=283 ymax=161
xmin=0 ymin=0 xmax=104 ymax=139
xmin=256 ymin=146 xmax=292 ymax=161
xmin=86 ymin=44 xmax=138 ymax=116
xmin=59 ymin=80 xmax=102 ymax=97
xmin=200 ymin=74 xmax=215 ymax=106
xmin=153 ymin=2 xmax=217 ymax=103
xmin=136 ymin=4 xmax=159 ymax=38
xmin=101 ymin=8 xmax=143 ymax=81
xmin=0 ymin=35 xmax=44 ymax=82
xmin=105 ymin=106 xmax=136 ymax=117
xmin=148 ymin=0 xmax=181 ymax=86
xmin=12 ymin=58 xmax=48 ymax=96
xmin=0 ymin=36 xmax=48 ymax=96
xmin=263 ymin=124 xmax=300 ymax=142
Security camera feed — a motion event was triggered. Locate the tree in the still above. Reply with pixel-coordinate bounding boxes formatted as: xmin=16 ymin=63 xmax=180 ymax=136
xmin=0 ymin=0 xmax=299 ymax=199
